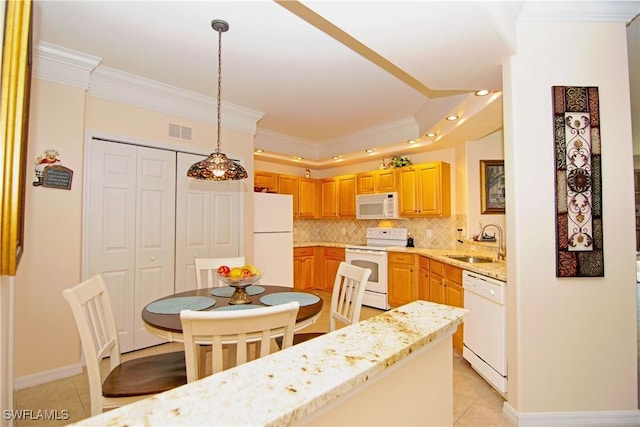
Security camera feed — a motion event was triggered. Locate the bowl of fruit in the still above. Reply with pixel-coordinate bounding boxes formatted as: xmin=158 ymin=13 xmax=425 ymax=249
xmin=216 ymin=264 xmax=262 ymax=304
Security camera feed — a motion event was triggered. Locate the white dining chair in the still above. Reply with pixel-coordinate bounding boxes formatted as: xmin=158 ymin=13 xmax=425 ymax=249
xmin=194 ymin=256 xmax=245 ymax=288
xmin=180 ymin=301 xmax=299 ymax=382
xmin=62 ymin=274 xmax=187 ymax=416
xmin=277 ymin=262 xmax=371 ymax=348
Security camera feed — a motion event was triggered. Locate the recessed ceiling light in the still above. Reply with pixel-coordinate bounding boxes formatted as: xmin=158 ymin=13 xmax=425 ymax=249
xmin=425 ymin=132 xmax=437 ymax=137
xmin=295 ymin=156 xmax=303 ymax=161
xmin=475 ymin=89 xmax=490 ymax=96
xmin=254 ymin=148 xmax=264 ymax=153
xmin=446 ymin=115 xmax=459 ymax=121
xmin=331 ymin=156 xmax=340 ymax=160
xmin=365 ymin=149 xmax=374 ymax=153
xmin=407 ymin=140 xmax=416 ymax=144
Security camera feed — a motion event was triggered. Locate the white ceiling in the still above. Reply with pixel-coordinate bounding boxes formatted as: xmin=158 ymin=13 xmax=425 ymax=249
xmin=33 ymin=1 xmax=638 ymax=168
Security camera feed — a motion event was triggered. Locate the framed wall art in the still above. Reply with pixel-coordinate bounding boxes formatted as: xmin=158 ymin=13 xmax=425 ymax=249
xmin=480 ymin=160 xmax=505 ymax=214
xmin=552 ymin=86 xmax=603 ymax=278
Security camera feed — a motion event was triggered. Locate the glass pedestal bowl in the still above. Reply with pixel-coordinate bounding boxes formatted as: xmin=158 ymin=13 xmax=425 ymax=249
xmin=216 ymin=272 xmax=263 ymax=305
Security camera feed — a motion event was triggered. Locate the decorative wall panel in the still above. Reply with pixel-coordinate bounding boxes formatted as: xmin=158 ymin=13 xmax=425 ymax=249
xmin=553 ymin=86 xmax=604 ymax=277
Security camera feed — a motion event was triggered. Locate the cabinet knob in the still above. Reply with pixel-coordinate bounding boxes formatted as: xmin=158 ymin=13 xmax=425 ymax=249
xmin=150 ymin=256 xmax=155 ymax=261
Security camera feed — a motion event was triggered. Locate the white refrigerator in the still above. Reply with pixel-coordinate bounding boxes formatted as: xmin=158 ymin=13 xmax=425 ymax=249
xmin=253 ymin=193 xmax=294 ymax=287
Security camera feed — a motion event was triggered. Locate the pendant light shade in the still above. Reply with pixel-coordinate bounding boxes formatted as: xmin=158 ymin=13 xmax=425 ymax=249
xmin=187 ymin=19 xmax=247 ymax=181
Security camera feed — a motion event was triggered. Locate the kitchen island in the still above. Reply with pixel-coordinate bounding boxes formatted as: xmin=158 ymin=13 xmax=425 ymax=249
xmin=71 ymin=300 xmax=467 ymax=426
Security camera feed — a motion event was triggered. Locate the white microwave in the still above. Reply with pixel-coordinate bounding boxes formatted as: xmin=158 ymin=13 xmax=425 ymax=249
xmin=356 ymin=192 xmax=399 ymax=220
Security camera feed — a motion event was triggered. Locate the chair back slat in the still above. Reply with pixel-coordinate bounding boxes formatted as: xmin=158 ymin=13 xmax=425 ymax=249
xmin=194 ymin=256 xmax=245 ymax=288
xmin=180 ymin=301 xmax=299 ymax=382
xmin=329 ymin=262 xmax=372 ymax=332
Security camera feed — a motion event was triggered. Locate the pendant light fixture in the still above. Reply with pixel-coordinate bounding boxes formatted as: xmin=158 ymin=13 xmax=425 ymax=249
xmin=187 ymin=19 xmax=248 ymax=181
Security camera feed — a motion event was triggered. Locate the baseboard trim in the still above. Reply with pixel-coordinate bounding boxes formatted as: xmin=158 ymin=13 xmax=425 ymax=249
xmin=14 ymin=363 xmax=82 ymax=390
xmin=503 ymin=402 xmax=640 ymax=426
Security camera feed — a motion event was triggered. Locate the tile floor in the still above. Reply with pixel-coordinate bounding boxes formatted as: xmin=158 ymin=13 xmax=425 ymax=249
xmin=14 ymin=291 xmax=514 ymax=426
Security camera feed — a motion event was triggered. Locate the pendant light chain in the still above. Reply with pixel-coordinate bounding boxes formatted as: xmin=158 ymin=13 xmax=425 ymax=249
xmin=216 ymin=26 xmax=222 ymax=152
xmin=186 ymin=19 xmax=247 ymax=181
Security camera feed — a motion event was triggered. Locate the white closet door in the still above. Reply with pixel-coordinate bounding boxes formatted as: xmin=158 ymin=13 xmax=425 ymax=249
xmin=175 ymin=153 xmax=241 ymax=293
xmin=86 ymin=140 xmax=137 ymax=351
xmin=87 ymin=140 xmax=176 ymax=352
xmin=133 ymin=146 xmax=176 ymax=349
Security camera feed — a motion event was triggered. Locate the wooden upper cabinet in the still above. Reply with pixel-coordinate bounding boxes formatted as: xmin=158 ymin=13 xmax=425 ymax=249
xmin=376 ymin=169 xmax=397 ymax=192
xmin=338 ymin=175 xmax=356 ymax=218
xmin=298 ymin=178 xmax=320 ymax=218
xmin=356 ymin=172 xmax=376 ymax=194
xmin=398 ymin=162 xmax=451 ymax=217
xmin=254 ymin=171 xmax=278 ymax=193
xmin=277 ymin=174 xmax=300 ymax=216
xmin=321 ymin=178 xmax=338 ymax=218
xmin=356 ymin=170 xmax=397 ymax=195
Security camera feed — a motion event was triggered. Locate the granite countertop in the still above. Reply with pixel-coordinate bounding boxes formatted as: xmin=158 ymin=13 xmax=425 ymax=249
xmin=294 ymin=242 xmax=507 ymax=282
xmin=72 ymin=301 xmax=467 ymax=427
xmin=388 ymin=247 xmax=507 ymax=282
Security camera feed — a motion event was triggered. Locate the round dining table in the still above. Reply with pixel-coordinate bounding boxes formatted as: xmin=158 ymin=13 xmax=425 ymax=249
xmin=142 ymin=286 xmax=324 ymax=342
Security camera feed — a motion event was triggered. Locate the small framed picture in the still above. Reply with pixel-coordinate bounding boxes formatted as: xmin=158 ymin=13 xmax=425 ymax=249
xmin=480 ymin=160 xmax=505 ymax=214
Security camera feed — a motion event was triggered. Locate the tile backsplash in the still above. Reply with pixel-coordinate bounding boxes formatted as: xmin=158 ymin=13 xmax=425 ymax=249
xmin=293 ymin=215 xmax=502 ymax=258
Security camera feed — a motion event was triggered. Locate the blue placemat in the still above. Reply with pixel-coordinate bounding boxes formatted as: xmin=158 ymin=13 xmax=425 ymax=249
xmin=146 ymin=296 xmax=216 ymax=314
xmin=260 ymin=292 xmax=320 ymax=307
xmin=210 ymin=285 xmax=265 ymax=298
xmin=213 ymin=304 xmax=264 ymax=311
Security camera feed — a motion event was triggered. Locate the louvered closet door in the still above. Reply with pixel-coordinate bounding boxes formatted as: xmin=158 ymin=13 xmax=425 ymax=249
xmin=86 ymin=140 xmax=176 ymax=352
xmin=175 ymin=153 xmax=240 ymax=293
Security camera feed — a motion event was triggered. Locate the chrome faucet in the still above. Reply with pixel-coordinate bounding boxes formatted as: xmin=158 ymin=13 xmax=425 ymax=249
xmin=481 ymin=224 xmax=506 ymax=261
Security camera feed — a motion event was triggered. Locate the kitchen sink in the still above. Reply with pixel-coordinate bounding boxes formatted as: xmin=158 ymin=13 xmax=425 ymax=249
xmin=446 ymin=255 xmax=494 ymax=263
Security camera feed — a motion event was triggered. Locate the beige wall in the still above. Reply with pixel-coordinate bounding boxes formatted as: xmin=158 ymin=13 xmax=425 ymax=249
xmin=14 ymin=81 xmax=256 ymax=378
xmin=504 ymin=20 xmax=637 ymax=413
xmin=15 ymin=80 xmax=87 ymax=377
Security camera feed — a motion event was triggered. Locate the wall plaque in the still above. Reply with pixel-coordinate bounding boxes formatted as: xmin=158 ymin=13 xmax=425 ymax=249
xmin=42 ymin=165 xmax=73 ymax=190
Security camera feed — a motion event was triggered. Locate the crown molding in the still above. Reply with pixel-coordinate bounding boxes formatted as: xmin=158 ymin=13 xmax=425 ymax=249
xmin=33 ymin=42 xmax=102 ymax=90
xmin=33 ymin=42 xmax=264 ymax=135
xmin=519 ymin=1 xmax=640 ymax=23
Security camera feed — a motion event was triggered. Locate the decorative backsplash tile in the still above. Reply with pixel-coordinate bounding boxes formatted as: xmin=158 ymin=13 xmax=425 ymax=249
xmin=293 ymin=215 xmax=504 ymax=258
xmin=294 ymin=216 xmax=462 ymax=249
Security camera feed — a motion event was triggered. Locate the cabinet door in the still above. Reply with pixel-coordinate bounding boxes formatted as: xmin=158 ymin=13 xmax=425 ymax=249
xmin=321 ymin=179 xmax=338 ymax=217
xmin=298 ymin=178 xmax=318 ymax=218
xmin=417 ymin=162 xmax=451 ymax=217
xmin=278 ymin=175 xmax=299 ymax=217
xmin=322 ymin=247 xmax=345 ymax=291
xmin=376 ymin=169 xmax=397 ymax=192
xmin=389 ymin=254 xmax=416 ymax=307
xmin=356 ymin=172 xmax=376 ymax=194
xmin=418 ymin=256 xmax=430 ymax=301
xmin=429 ymin=273 xmax=445 ymax=305
xmin=338 ymin=175 xmax=356 ymax=217
xmin=398 ymin=167 xmax=419 ymax=216
xmin=254 ymin=171 xmax=278 ymax=192
xmin=301 ymin=255 xmax=315 ymax=290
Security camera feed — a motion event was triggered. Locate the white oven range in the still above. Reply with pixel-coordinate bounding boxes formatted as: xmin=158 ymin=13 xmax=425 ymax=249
xmin=345 ymin=227 xmax=408 ymax=310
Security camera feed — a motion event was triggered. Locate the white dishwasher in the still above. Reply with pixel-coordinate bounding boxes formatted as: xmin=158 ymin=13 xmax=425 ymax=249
xmin=462 ymin=270 xmax=507 ymax=395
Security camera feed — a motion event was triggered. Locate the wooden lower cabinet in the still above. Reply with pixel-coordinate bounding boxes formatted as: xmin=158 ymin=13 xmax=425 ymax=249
xmin=293 ymin=247 xmax=315 ymax=291
xmin=418 ymin=256 xmax=430 ymax=301
xmin=319 ymin=247 xmax=345 ymax=291
xmin=429 ymin=259 xmax=464 ymax=353
xmin=388 ymin=252 xmax=417 ymax=307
